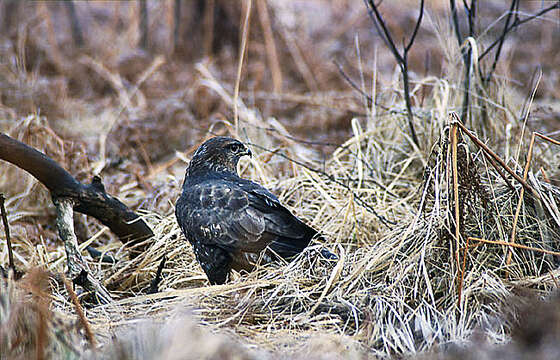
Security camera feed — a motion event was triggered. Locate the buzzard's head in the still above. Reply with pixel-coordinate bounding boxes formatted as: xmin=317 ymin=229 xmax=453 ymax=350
xmin=187 ymin=137 xmax=252 ymax=175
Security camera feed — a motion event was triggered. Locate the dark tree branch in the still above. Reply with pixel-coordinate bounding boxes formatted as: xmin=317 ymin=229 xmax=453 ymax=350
xmin=450 ymin=0 xmax=464 ymax=48
xmin=364 ymin=1 xmax=404 ymax=64
xmin=363 ymin=0 xmax=423 ymax=147
xmin=0 ymin=133 xmax=154 ymax=255
xmin=464 ymin=0 xmax=476 ymax=37
xmin=478 ymin=2 xmax=559 ymax=62
xmin=483 ymin=0 xmax=518 ymax=84
xmin=405 ymin=0 xmax=424 ymax=52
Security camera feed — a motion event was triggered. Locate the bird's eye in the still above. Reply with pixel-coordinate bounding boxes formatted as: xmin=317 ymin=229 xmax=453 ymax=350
xmin=230 ymin=143 xmax=242 ymax=153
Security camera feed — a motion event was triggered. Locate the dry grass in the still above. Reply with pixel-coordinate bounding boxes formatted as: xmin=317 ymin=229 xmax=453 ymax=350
xmin=1 ymin=1 xmax=560 ymax=359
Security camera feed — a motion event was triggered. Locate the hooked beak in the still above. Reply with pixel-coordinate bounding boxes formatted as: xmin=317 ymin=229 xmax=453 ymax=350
xmin=244 ymin=147 xmax=252 ymax=157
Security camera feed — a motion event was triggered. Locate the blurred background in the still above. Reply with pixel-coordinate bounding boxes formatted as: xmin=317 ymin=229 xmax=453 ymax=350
xmin=1 ymin=1 xmax=559 ymax=165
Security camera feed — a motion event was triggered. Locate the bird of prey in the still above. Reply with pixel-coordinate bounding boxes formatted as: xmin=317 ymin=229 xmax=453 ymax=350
xmin=175 ymin=136 xmax=327 ymax=284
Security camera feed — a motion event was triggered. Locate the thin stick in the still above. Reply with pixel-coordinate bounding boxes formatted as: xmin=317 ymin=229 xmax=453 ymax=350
xmin=63 ymin=275 xmax=97 ymax=347
xmin=453 ymin=119 xmax=540 ymax=200
xmin=0 ymin=193 xmax=15 ymax=274
xmin=257 ymin=0 xmax=282 ymax=93
xmin=482 ymin=151 xmax=515 ymax=192
xmin=468 ymin=237 xmax=560 ymax=257
xmin=450 ymin=123 xmax=463 ymax=305
xmin=363 ymin=0 xmax=423 ymax=147
xmin=459 ymin=235 xmax=470 ymax=304
xmin=536 ymin=132 xmax=560 ymax=146
xmin=234 ymin=0 xmax=253 ymax=132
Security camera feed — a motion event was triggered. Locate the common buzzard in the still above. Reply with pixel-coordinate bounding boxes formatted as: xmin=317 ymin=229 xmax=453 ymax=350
xmin=175 ymin=137 xmax=328 ymax=284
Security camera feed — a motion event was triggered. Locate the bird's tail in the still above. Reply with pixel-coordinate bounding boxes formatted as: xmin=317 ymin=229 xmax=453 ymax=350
xmin=268 ymin=232 xmax=337 ymax=261
xmin=268 ymin=236 xmax=311 ymax=260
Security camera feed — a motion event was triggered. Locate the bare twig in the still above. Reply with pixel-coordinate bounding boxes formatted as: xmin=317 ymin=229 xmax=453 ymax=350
xmin=450 ymin=124 xmax=463 ymax=305
xmin=483 ymin=0 xmax=519 ymax=84
xmin=505 ymin=132 xmax=535 ymax=276
xmin=450 ymin=0 xmax=477 ymax=123
xmin=247 ymin=142 xmax=396 ymax=227
xmin=363 ymin=0 xmax=423 ymax=147
xmin=0 ymin=193 xmax=16 ymax=275
xmin=468 ymin=237 xmax=560 ymax=257
xmin=333 ymin=60 xmax=391 ymax=111
xmin=334 ymin=60 xmax=373 ymax=105
xmin=536 ymin=132 xmax=560 ymax=146
xmin=449 ymin=0 xmax=463 ymax=46
xmin=479 ymin=2 xmax=560 ymax=62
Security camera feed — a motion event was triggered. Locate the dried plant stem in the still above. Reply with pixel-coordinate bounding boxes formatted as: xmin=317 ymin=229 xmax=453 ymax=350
xmin=505 ymin=133 xmax=535 ymax=277
xmin=63 ymin=275 xmax=97 ymax=348
xmin=257 ymin=0 xmax=282 ymax=93
xmin=450 ymin=123 xmax=463 ymax=305
xmin=468 ymin=237 xmax=560 ymax=257
xmin=234 ymin=0 xmax=252 ymax=132
xmin=203 ymin=0 xmax=215 ymax=57
xmin=536 ymin=132 xmax=560 ymax=146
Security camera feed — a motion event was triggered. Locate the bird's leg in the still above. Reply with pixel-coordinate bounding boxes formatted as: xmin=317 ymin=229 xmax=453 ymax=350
xmin=196 ymin=244 xmax=233 ymax=285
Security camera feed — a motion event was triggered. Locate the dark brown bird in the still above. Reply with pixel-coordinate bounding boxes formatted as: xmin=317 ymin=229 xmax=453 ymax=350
xmin=175 ymin=137 xmax=329 ymax=284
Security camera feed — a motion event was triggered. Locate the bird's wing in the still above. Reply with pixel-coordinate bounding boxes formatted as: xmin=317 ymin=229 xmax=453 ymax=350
xmin=239 ymin=181 xmax=318 ymax=258
xmin=176 ymin=180 xmax=273 ymax=252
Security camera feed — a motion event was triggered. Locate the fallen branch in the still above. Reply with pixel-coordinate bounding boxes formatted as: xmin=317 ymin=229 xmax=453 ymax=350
xmin=0 ymin=133 xmax=154 ymax=255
